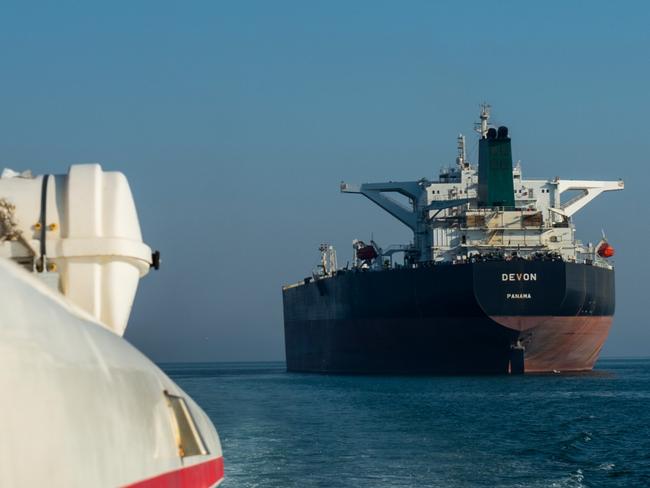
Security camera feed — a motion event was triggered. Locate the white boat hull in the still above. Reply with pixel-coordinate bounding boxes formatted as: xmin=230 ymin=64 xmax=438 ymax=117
xmin=0 ymin=258 xmax=223 ymax=487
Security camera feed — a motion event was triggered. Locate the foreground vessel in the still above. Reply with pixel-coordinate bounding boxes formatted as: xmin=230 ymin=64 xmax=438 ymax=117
xmin=0 ymin=165 xmax=223 ymax=486
xmin=282 ymin=106 xmax=623 ymax=374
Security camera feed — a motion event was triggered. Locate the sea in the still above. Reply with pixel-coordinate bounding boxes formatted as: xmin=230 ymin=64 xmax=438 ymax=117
xmin=161 ymin=359 xmax=650 ymax=488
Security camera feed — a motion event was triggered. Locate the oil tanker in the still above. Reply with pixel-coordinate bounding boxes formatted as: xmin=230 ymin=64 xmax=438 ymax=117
xmin=282 ymin=106 xmax=624 ymax=374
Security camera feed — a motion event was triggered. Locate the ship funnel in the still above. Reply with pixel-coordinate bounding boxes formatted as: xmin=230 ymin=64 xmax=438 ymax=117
xmin=478 ymin=125 xmax=515 ymax=208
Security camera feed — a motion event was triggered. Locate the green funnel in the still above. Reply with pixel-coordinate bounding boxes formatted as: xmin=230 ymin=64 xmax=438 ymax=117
xmin=478 ymin=126 xmax=515 ymax=208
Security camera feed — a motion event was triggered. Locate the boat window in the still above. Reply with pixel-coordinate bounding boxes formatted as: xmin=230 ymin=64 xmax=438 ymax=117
xmin=164 ymin=391 xmax=209 ymax=458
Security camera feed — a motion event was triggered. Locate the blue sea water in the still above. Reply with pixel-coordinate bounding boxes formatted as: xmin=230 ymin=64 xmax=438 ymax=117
xmin=161 ymin=359 xmax=650 ymax=487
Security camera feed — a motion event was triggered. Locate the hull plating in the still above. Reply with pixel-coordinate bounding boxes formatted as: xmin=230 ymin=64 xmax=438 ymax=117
xmin=282 ymin=261 xmax=615 ymax=374
xmin=492 ymin=315 xmax=613 ymax=372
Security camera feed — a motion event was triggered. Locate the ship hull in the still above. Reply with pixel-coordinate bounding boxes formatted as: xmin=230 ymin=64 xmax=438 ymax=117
xmin=282 ymin=261 xmax=614 ymax=374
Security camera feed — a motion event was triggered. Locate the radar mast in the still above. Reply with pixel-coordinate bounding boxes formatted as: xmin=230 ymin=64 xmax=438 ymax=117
xmin=474 ymin=103 xmax=491 ymax=138
xmin=456 ymin=133 xmax=467 ymax=168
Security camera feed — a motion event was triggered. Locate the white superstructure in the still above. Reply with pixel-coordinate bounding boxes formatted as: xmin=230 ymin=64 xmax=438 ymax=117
xmin=341 ymin=107 xmax=624 ymax=268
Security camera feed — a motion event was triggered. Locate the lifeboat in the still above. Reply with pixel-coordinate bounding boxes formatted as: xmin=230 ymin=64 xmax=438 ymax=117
xmin=0 ymin=165 xmax=223 ymax=487
xmin=354 ymin=240 xmax=379 ymax=262
xmin=357 ymin=244 xmax=378 ymax=261
xmin=597 ymin=241 xmax=615 ymax=258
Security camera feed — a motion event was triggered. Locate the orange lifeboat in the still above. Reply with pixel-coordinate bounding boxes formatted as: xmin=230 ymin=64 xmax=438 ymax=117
xmin=597 ymin=242 xmax=615 ymax=258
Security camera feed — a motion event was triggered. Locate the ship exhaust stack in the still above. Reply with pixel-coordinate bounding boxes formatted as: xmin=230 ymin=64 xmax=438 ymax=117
xmin=478 ymin=125 xmax=515 ymax=208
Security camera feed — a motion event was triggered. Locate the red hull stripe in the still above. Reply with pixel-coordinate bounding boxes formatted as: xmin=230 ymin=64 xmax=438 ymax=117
xmin=123 ymin=457 xmax=224 ymax=488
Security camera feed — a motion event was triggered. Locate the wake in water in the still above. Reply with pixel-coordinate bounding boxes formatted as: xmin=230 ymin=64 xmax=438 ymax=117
xmin=163 ymin=359 xmax=650 ymax=487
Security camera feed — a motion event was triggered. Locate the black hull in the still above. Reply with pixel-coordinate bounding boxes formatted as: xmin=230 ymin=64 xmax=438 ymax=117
xmin=282 ymin=261 xmax=615 ymax=374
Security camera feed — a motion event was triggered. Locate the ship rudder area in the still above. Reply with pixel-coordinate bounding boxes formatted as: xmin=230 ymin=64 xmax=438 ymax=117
xmin=492 ymin=315 xmax=613 ymax=372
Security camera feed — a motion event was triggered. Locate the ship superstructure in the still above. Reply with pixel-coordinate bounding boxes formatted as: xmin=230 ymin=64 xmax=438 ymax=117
xmin=282 ymin=107 xmax=624 ymax=375
xmin=340 ymin=105 xmax=623 ymax=268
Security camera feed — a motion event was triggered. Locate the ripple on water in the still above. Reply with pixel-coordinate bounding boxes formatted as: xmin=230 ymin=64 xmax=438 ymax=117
xmin=162 ymin=359 xmax=650 ymax=488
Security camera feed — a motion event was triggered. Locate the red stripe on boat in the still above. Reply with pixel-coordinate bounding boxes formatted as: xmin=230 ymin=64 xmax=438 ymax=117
xmin=123 ymin=457 xmax=224 ymax=488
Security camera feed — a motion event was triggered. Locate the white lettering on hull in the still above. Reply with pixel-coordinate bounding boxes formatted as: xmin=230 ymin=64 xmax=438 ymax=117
xmin=501 ymin=273 xmax=537 ymax=281
xmin=506 ymin=293 xmax=532 ymax=299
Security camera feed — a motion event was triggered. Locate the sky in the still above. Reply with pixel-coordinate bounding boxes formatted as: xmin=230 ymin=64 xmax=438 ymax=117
xmin=0 ymin=1 xmax=648 ymax=361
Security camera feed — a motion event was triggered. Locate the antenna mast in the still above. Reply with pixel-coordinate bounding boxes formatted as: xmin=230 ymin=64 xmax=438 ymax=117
xmin=456 ymin=133 xmax=467 ymax=168
xmin=474 ymin=103 xmax=491 ymax=138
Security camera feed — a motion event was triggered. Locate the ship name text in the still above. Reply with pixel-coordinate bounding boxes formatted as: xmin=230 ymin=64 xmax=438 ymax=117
xmin=501 ymin=273 xmax=537 ymax=282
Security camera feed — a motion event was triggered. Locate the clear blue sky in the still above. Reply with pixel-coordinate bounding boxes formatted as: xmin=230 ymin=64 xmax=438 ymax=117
xmin=1 ymin=1 xmax=647 ymax=360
